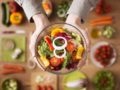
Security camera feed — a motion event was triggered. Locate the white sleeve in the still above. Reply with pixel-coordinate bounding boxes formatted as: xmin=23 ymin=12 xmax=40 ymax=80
xmin=67 ymin=0 xmax=99 ymax=21
xmin=15 ymin=0 xmax=44 ymax=22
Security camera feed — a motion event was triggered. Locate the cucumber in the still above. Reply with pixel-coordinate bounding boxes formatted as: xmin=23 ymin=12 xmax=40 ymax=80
xmin=57 ymin=8 xmax=66 ymax=18
xmin=1 ymin=2 xmax=11 ymax=27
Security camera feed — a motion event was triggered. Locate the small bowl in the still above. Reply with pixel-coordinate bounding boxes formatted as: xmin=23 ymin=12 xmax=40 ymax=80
xmin=35 ymin=23 xmax=89 ymax=74
xmin=90 ymin=41 xmax=117 ymax=68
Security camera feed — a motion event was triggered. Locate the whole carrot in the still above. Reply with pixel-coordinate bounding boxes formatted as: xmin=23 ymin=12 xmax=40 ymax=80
xmin=91 ymin=20 xmax=112 ymax=26
xmin=90 ymin=16 xmax=113 ymax=23
xmin=0 ymin=69 xmax=24 ymax=75
xmin=3 ymin=64 xmax=25 ymax=71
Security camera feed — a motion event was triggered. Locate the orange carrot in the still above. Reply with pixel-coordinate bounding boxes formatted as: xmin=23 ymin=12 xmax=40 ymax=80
xmin=3 ymin=64 xmax=25 ymax=71
xmin=0 ymin=69 xmax=24 ymax=75
xmin=91 ymin=20 xmax=112 ymax=26
xmin=90 ymin=16 xmax=113 ymax=23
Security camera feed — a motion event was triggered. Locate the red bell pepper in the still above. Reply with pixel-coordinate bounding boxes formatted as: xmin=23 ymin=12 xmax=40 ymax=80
xmin=44 ymin=35 xmax=54 ymax=51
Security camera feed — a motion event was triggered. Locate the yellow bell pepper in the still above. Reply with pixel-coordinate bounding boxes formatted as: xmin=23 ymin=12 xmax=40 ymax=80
xmin=51 ymin=28 xmax=64 ymax=37
xmin=10 ymin=12 xmax=23 ymax=25
xmin=76 ymin=44 xmax=84 ymax=60
xmin=39 ymin=52 xmax=50 ymax=67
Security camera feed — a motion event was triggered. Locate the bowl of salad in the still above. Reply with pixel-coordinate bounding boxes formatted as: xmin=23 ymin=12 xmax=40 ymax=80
xmin=35 ymin=23 xmax=88 ymax=74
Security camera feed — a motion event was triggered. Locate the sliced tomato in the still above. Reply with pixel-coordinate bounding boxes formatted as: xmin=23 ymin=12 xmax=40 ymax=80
xmin=50 ymin=57 xmax=63 ymax=67
xmin=66 ymin=41 xmax=75 ymax=52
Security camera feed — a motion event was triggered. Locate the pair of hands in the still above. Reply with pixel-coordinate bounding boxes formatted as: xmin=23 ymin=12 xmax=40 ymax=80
xmin=29 ymin=14 xmax=90 ymax=69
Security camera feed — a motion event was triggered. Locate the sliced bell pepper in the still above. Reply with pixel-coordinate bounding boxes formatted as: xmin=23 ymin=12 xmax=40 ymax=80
xmin=51 ymin=28 xmax=64 ymax=37
xmin=44 ymin=35 xmax=54 ymax=51
xmin=39 ymin=54 xmax=50 ymax=67
xmin=76 ymin=45 xmax=84 ymax=60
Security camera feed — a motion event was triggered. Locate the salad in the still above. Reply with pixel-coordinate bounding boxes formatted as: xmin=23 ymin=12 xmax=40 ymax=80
xmin=37 ymin=26 xmax=85 ymax=72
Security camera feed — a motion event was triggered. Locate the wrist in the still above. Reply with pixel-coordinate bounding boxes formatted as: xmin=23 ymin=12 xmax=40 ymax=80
xmin=33 ymin=14 xmax=50 ymax=29
xmin=66 ymin=14 xmax=81 ymax=24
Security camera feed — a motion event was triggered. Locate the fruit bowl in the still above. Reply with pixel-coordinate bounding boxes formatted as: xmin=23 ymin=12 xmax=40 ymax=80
xmin=35 ymin=23 xmax=89 ymax=74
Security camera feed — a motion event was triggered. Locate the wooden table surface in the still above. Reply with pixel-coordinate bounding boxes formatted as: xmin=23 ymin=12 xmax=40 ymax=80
xmin=0 ymin=0 xmax=120 ymax=90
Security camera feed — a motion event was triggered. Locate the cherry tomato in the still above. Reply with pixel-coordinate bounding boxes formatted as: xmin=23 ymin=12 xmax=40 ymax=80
xmin=47 ymin=85 xmax=54 ymax=90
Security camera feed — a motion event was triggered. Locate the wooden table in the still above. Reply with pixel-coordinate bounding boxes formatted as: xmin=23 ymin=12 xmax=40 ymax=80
xmin=0 ymin=0 xmax=120 ymax=90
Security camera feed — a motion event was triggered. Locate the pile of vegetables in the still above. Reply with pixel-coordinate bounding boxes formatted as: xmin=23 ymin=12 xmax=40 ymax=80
xmin=90 ymin=16 xmax=113 ymax=26
xmin=91 ymin=25 xmax=116 ymax=39
xmin=95 ymin=0 xmax=112 ymax=15
xmin=37 ymin=27 xmax=85 ymax=71
xmin=56 ymin=1 xmax=71 ymax=19
xmin=37 ymin=85 xmax=54 ymax=90
xmin=94 ymin=44 xmax=114 ymax=67
xmin=102 ymin=26 xmax=116 ymax=38
xmin=93 ymin=70 xmax=115 ymax=90
xmin=1 ymin=1 xmax=24 ymax=27
xmin=2 ymin=78 xmax=18 ymax=90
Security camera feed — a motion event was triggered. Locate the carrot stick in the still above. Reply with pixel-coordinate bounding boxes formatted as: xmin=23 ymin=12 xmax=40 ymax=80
xmin=3 ymin=64 xmax=25 ymax=71
xmin=91 ymin=20 xmax=112 ymax=26
xmin=90 ymin=16 xmax=113 ymax=23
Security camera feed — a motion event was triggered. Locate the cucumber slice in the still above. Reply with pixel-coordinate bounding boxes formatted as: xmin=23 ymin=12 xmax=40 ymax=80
xmin=1 ymin=2 xmax=11 ymax=26
xmin=57 ymin=8 xmax=66 ymax=18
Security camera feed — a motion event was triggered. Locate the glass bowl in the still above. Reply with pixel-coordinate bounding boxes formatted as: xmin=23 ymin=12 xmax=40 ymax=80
xmin=35 ymin=23 xmax=89 ymax=74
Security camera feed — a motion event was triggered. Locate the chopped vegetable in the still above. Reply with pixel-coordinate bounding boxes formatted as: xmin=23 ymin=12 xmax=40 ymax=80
xmin=44 ymin=35 xmax=54 ymax=51
xmin=50 ymin=57 xmax=63 ymax=67
xmin=39 ymin=53 xmax=50 ymax=67
xmin=66 ymin=41 xmax=75 ymax=52
xmin=102 ymin=26 xmax=116 ymax=38
xmin=51 ymin=28 xmax=64 ymax=37
xmin=72 ymin=32 xmax=81 ymax=42
xmin=53 ymin=36 xmax=67 ymax=50
xmin=54 ymin=49 xmax=66 ymax=58
xmin=62 ymin=53 xmax=71 ymax=68
xmin=38 ymin=39 xmax=53 ymax=57
xmin=56 ymin=1 xmax=70 ymax=19
xmin=93 ymin=70 xmax=115 ymax=90
xmin=37 ymin=85 xmax=54 ymax=90
xmin=76 ymin=45 xmax=84 ymax=60
xmin=10 ymin=12 xmax=23 ymax=25
xmin=2 ymin=79 xmax=18 ymax=90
